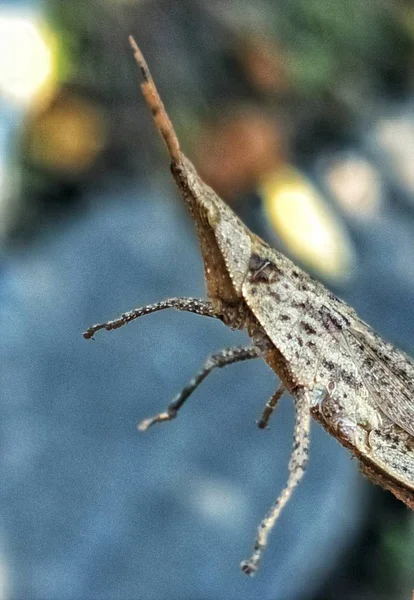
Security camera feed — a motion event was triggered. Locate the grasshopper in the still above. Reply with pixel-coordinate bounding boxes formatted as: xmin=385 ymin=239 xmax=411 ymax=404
xmin=84 ymin=37 xmax=414 ymax=575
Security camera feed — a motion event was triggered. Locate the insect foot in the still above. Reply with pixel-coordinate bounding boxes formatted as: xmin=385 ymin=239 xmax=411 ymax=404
xmin=240 ymin=543 xmax=264 ymax=576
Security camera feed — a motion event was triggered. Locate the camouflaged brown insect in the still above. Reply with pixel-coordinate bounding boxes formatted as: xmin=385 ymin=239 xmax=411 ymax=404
xmin=84 ymin=36 xmax=414 ymax=575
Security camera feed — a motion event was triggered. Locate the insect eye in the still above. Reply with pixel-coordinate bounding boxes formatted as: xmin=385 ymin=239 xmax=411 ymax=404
xmin=249 ymin=255 xmax=275 ymax=284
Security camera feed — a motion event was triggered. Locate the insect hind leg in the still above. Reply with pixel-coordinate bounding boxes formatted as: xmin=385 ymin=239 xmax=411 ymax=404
xmin=241 ymin=389 xmax=311 ymax=575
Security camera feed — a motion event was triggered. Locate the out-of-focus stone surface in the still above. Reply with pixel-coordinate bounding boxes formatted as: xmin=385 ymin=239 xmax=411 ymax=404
xmin=0 ymin=184 xmax=366 ymax=600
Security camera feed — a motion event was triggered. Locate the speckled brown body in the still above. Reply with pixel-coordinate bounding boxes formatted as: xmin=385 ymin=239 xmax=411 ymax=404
xmin=171 ymin=155 xmax=414 ymax=506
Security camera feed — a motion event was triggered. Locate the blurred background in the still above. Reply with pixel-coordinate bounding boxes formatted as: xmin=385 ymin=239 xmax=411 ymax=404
xmin=1 ymin=0 xmax=414 ymax=598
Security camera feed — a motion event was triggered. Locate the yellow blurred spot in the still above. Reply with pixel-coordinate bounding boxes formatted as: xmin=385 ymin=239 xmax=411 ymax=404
xmin=27 ymin=93 xmax=107 ymax=173
xmin=260 ymin=166 xmax=355 ymax=282
xmin=0 ymin=15 xmax=54 ymax=104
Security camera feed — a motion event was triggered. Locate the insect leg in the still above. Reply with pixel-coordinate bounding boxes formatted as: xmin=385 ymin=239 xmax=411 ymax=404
xmin=138 ymin=345 xmax=263 ymax=431
xmin=256 ymin=384 xmax=285 ymax=429
xmin=241 ymin=389 xmax=311 ymax=575
xmin=83 ymin=297 xmax=218 ymax=339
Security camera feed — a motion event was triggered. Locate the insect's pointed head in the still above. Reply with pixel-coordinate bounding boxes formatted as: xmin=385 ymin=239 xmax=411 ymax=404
xmin=171 ymin=156 xmax=253 ymax=300
xmin=129 ymin=37 xmax=252 ymax=306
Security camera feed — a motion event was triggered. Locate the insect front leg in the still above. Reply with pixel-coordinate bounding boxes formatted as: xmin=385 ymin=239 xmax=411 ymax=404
xmin=83 ymin=297 xmax=219 ymax=339
xmin=139 ymin=345 xmax=264 ymax=431
xmin=241 ymin=388 xmax=311 ymax=575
